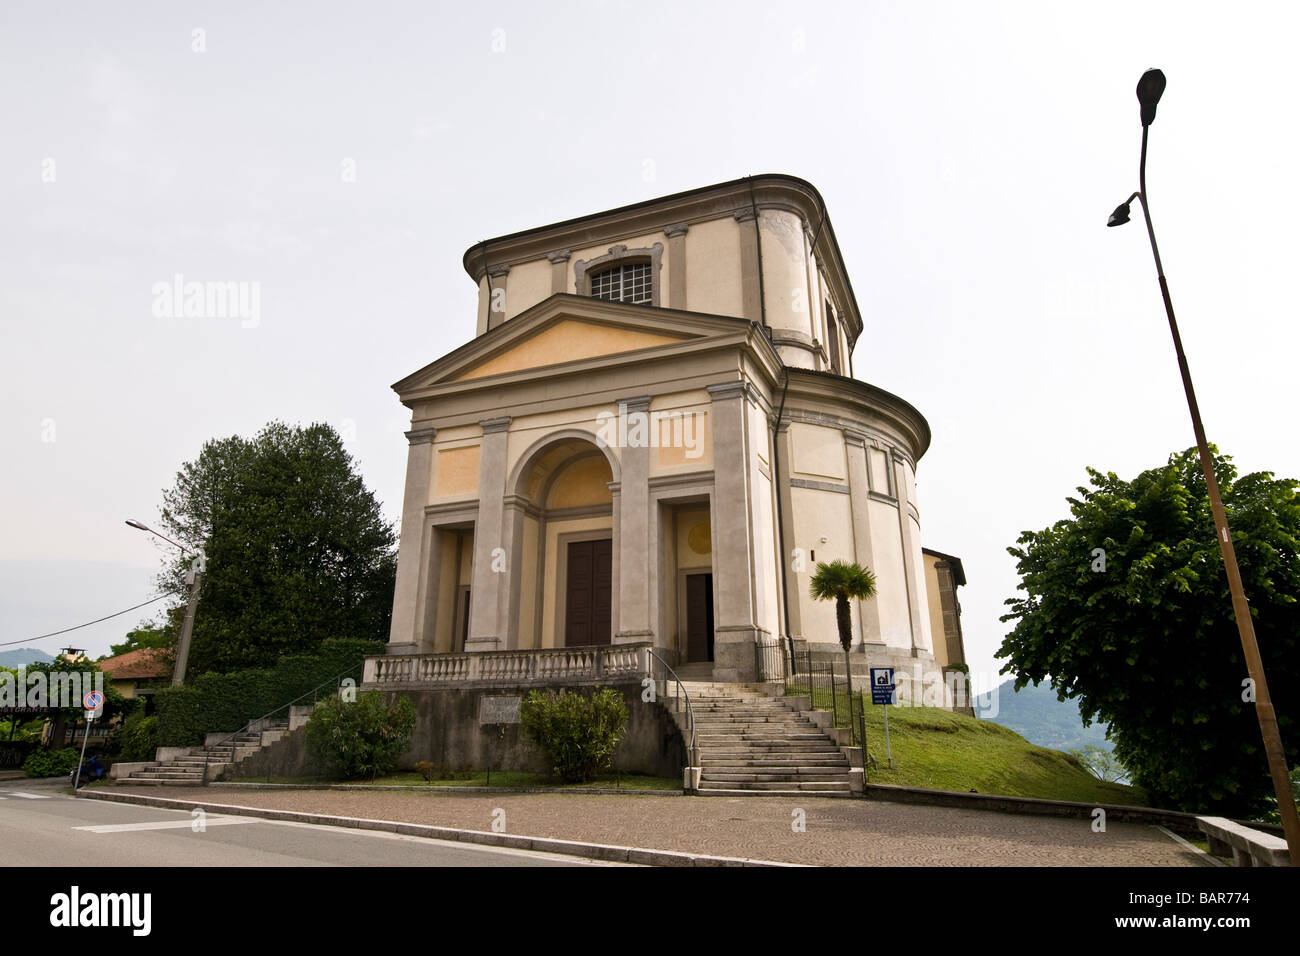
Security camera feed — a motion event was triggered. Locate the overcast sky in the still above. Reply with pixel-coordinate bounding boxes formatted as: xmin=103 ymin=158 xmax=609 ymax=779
xmin=2 ymin=1 xmax=1296 ymax=688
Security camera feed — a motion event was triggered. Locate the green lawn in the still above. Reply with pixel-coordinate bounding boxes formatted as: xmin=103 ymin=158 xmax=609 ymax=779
xmin=788 ymin=687 xmax=1148 ymax=806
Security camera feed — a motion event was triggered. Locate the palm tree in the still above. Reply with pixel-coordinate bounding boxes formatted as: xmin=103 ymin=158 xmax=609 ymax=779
xmin=809 ymin=560 xmax=878 ymax=684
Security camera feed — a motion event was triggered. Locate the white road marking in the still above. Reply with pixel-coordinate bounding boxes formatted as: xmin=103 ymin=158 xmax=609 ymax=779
xmin=74 ymin=815 xmax=257 ymax=833
xmin=1 ymin=791 xmax=51 ymax=800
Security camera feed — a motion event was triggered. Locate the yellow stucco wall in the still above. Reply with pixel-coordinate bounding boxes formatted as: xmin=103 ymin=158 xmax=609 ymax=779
xmin=455 ymin=319 xmax=687 ymax=381
xmin=683 ymin=217 xmax=743 ymax=317
xmin=502 ymin=259 xmax=552 ymax=321
xmin=545 ymin=455 xmax=614 ymax=508
xmin=924 ymin=554 xmax=949 ymax=668
xmin=433 ymin=445 xmax=481 ymax=498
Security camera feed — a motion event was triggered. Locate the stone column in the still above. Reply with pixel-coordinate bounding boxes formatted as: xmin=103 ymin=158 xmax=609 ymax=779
xmin=486 ymin=263 xmax=510 ymax=330
xmin=773 ymin=420 xmax=802 ymax=640
xmin=615 ymin=396 xmax=653 ymax=644
xmin=664 ymin=223 xmax=688 ymax=310
xmin=735 ymin=208 xmax=762 ymax=323
xmin=844 ymin=433 xmax=883 ymax=646
xmin=707 ymin=381 xmax=758 ymax=681
xmin=548 ymin=249 xmax=570 ymax=296
xmin=467 ymin=417 xmax=510 ymax=652
xmin=892 ymin=449 xmax=928 ymax=656
xmin=387 ymin=427 xmax=436 ymax=654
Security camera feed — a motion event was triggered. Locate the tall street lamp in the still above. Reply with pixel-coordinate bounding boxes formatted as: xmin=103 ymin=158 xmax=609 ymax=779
xmin=1107 ymin=68 xmax=1299 ymax=864
xmin=127 ymin=519 xmax=204 ymax=687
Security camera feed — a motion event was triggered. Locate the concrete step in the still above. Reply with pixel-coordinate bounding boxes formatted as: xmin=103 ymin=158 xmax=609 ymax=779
xmin=702 ymin=759 xmax=842 ymax=764
xmin=698 ymin=779 xmax=853 ymax=791
xmin=695 ymin=787 xmax=856 ymax=798
xmin=700 ymin=769 xmax=852 ymax=782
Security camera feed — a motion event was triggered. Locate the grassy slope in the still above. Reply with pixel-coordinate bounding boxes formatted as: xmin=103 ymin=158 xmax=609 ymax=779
xmin=833 ymin=696 xmax=1146 ymax=806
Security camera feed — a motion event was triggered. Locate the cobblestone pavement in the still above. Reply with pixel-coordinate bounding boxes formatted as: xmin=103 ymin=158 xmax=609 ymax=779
xmin=111 ymin=787 xmax=1205 ymax=866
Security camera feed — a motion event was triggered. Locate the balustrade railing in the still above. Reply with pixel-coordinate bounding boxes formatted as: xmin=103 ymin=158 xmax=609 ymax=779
xmin=364 ymin=642 xmax=654 ymax=687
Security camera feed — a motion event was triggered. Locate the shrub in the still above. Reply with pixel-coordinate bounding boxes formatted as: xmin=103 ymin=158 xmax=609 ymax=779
xmin=414 ymin=760 xmax=436 ymax=782
xmin=154 ymin=637 xmax=382 ymax=747
xmin=520 ymin=687 xmax=628 ymax=783
xmin=304 ymin=690 xmax=416 ymax=780
xmin=23 ymin=747 xmax=81 ymax=778
xmin=118 ymin=713 xmax=160 ymax=762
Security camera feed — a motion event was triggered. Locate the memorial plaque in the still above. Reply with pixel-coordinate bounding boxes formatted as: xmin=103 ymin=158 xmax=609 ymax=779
xmin=480 ymin=695 xmax=521 ymax=725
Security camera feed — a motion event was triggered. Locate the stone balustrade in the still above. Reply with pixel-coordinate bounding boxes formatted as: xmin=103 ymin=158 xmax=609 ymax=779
xmin=362 ymin=643 xmax=653 ymax=689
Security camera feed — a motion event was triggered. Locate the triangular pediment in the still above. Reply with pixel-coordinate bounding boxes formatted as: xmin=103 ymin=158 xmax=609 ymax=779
xmin=454 ymin=318 xmax=688 ymax=382
xmin=393 ymin=294 xmax=759 ymax=397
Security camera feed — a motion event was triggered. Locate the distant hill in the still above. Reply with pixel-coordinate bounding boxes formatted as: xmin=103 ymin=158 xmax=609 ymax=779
xmin=0 ymin=648 xmax=55 ymax=667
xmin=981 ymin=679 xmax=1113 ymax=753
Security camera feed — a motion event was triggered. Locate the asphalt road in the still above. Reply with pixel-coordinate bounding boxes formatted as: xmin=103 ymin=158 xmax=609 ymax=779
xmin=0 ymin=780 xmax=619 ymax=867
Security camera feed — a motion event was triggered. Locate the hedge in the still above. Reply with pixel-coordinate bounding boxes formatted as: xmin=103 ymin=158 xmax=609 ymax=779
xmin=155 ymin=637 xmax=382 ymax=747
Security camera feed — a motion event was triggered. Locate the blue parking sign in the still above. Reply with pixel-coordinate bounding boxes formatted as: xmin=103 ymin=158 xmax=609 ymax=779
xmin=870 ymin=667 xmax=895 ymax=706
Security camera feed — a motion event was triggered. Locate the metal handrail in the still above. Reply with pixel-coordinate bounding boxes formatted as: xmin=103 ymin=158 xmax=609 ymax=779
xmin=645 ymin=648 xmax=697 ymax=774
xmin=201 ymin=664 xmax=362 ymax=784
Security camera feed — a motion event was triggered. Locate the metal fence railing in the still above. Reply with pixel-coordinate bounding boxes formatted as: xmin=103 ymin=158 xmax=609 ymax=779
xmin=783 ymin=650 xmax=875 ymax=771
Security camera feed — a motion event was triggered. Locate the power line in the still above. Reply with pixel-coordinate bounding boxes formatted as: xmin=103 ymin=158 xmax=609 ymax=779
xmin=0 ymin=594 xmax=173 ymax=648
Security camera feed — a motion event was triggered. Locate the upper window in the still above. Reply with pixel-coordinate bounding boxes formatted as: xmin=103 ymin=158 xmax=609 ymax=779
xmin=590 ymin=262 xmax=653 ymax=305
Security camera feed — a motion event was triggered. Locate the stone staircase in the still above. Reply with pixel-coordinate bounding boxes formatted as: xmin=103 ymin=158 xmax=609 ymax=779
xmin=680 ymin=681 xmax=856 ymax=797
xmin=123 ymin=722 xmax=289 ymax=786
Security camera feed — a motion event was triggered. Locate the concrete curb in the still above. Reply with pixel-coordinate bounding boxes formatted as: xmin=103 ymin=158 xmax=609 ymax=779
xmin=76 ymin=789 xmax=804 ymax=867
xmin=209 ymin=782 xmax=683 ymax=796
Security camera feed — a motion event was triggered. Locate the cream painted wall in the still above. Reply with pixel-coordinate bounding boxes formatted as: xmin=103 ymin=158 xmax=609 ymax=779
xmin=867 ymin=498 xmax=912 ymax=649
xmin=790 ymin=486 xmax=856 ymax=644
xmin=758 ymin=209 xmax=815 ymax=340
xmin=502 ymin=259 xmax=552 ymax=321
xmin=906 ymin=512 xmax=934 ymax=654
xmin=868 ymin=446 xmax=892 ymax=495
xmin=683 ymin=217 xmax=743 ymax=317
xmin=790 ymin=422 xmax=847 ymax=481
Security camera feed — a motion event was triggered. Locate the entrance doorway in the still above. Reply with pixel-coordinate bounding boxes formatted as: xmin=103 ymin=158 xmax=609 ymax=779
xmin=685 ymin=572 xmax=714 ymax=663
xmin=565 ymin=538 xmax=612 ymax=646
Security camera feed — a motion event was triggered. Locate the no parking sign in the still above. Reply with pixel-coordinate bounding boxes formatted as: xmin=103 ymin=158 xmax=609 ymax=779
xmin=83 ymin=690 xmax=104 ymax=720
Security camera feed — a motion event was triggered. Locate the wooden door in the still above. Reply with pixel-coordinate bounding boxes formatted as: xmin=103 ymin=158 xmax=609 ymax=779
xmin=565 ymin=539 xmax=612 ymax=646
xmin=685 ymin=572 xmax=714 ymax=662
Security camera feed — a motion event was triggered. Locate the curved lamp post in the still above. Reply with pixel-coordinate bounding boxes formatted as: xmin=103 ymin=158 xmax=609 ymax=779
xmin=127 ymin=519 xmax=204 ymax=687
xmin=1108 ymin=69 xmax=1299 ymax=864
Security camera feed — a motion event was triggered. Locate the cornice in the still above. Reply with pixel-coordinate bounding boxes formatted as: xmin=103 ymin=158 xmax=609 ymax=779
xmin=461 ymin=174 xmax=863 ymax=341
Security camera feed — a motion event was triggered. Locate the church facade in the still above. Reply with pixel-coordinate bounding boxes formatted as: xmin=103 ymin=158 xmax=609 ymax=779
xmin=384 ymin=174 xmax=967 ymax=690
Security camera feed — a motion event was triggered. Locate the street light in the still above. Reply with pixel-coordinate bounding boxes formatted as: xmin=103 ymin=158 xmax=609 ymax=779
xmin=1107 ymin=69 xmax=1300 ymax=864
xmin=126 ymin=519 xmax=204 ymax=687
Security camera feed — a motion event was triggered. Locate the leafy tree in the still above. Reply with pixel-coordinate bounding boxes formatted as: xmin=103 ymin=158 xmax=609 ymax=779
xmin=304 ymin=690 xmax=416 ymax=780
xmin=810 ymin=559 xmax=878 ymax=680
xmin=155 ymin=421 xmax=397 ymax=674
xmin=999 ymin=447 xmax=1300 ymax=816
xmin=103 ymin=624 xmax=175 ymax=661
xmin=1067 ymin=744 xmax=1128 ymax=783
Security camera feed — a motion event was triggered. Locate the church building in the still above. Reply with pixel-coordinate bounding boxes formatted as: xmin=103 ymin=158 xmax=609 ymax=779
xmin=384 ymin=174 xmax=968 ymax=692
